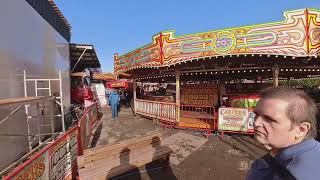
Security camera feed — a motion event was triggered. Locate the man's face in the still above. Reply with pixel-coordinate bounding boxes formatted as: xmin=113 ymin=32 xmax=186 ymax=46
xmin=254 ymin=98 xmax=297 ymax=149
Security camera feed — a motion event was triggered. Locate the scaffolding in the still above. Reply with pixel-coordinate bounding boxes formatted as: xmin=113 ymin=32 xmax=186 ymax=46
xmin=0 ymin=96 xmax=61 ymax=177
xmin=23 ymin=70 xmax=65 ymax=149
xmin=0 ymin=96 xmax=58 ymax=149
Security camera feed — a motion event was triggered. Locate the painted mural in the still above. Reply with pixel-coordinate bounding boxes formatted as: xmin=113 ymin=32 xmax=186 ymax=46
xmin=114 ymin=9 xmax=320 ymax=75
xmin=308 ymin=9 xmax=320 ymax=55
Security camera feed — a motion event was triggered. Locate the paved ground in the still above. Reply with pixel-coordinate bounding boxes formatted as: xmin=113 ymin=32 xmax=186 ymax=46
xmin=90 ymin=106 xmax=267 ymax=180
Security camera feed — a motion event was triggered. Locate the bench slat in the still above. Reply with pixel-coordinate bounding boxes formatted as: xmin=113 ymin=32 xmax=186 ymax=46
xmin=106 ymin=148 xmax=172 ymax=179
xmin=79 ymin=146 xmax=172 ymax=180
xmin=80 ymin=145 xmax=171 ymax=174
xmin=83 ymin=132 xmax=162 ymax=156
xmin=80 ymin=136 xmax=162 ymax=167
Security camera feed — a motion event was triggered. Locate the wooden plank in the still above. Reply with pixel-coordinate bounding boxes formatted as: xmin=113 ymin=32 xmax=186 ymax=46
xmin=79 ymin=146 xmax=171 ymax=174
xmin=80 ymin=146 xmax=158 ymax=175
xmin=78 ymin=132 xmax=166 ymax=178
xmin=81 ymin=136 xmax=162 ymax=167
xmin=70 ymin=72 xmax=86 ymax=77
xmin=0 ymin=96 xmax=53 ymax=106
xmin=78 ymin=132 xmax=162 ymax=168
xmin=93 ymin=148 xmax=172 ymax=180
xmin=83 ymin=132 xmax=162 ymax=156
xmin=81 ymin=143 xmax=161 ymax=170
xmin=79 ymin=146 xmax=172 ymax=180
xmin=105 ymin=148 xmax=171 ymax=179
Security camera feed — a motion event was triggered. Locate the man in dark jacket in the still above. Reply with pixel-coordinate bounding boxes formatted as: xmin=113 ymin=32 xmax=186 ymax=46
xmin=246 ymin=87 xmax=320 ymax=180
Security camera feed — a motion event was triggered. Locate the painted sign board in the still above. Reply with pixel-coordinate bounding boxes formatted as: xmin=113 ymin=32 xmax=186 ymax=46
xmin=218 ymin=107 xmax=255 ymax=132
xmin=3 ymin=127 xmax=78 ymax=180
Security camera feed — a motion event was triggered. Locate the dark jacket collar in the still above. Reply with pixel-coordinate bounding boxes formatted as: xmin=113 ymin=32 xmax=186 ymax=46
xmin=276 ymin=139 xmax=317 ymax=162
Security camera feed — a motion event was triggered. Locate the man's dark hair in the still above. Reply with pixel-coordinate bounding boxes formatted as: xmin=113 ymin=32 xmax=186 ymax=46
xmin=259 ymin=86 xmax=318 ymax=138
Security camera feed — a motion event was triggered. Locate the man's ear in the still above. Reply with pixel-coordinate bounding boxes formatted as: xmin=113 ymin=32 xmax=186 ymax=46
xmin=295 ymin=122 xmax=311 ymax=138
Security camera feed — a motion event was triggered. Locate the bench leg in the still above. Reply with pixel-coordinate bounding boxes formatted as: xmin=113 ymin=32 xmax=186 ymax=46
xmin=163 ymin=155 xmax=171 ymax=173
xmin=165 ymin=155 xmax=170 ymax=166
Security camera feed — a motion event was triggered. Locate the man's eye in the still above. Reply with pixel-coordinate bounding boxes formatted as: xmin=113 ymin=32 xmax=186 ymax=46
xmin=265 ymin=117 xmax=277 ymax=123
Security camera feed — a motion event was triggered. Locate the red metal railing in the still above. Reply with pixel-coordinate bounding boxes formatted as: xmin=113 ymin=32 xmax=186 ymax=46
xmin=78 ymin=101 xmax=101 ymax=156
xmin=135 ymin=99 xmax=216 ymax=137
xmin=135 ymin=99 xmax=257 ymax=139
xmin=2 ymin=101 xmax=101 ymax=179
xmin=135 ymin=99 xmax=176 ymax=122
xmin=176 ymin=105 xmax=215 ymax=137
xmin=178 ymin=105 xmax=215 ymax=128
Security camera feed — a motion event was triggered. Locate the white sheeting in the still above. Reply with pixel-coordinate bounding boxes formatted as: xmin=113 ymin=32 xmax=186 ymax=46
xmin=92 ymin=83 xmax=107 ymax=107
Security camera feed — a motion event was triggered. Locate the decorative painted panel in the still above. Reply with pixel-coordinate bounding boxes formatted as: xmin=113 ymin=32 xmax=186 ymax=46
xmin=114 ymin=34 xmax=162 ymax=74
xmin=115 ymin=9 xmax=320 ymax=75
xmin=308 ymin=9 xmax=320 ymax=55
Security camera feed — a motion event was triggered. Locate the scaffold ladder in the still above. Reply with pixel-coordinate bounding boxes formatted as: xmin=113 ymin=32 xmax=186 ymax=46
xmin=23 ymin=70 xmax=65 ymax=149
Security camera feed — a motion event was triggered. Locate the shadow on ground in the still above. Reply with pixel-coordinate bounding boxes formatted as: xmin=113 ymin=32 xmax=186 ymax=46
xmin=91 ymin=107 xmax=266 ymax=180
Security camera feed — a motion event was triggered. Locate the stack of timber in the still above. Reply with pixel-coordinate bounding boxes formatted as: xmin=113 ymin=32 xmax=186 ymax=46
xmin=78 ymin=132 xmax=173 ymax=180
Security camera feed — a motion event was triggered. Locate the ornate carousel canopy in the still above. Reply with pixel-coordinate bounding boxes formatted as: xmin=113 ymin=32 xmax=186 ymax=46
xmin=114 ymin=8 xmax=320 ymax=81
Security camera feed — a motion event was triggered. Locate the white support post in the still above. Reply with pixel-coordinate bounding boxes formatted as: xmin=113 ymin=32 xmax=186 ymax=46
xmin=50 ymin=98 xmax=54 ymax=135
xmin=36 ymin=103 xmax=42 ymax=145
xmin=23 ymin=70 xmax=65 ymax=148
xmin=133 ymin=80 xmax=137 ymax=114
xmin=59 ymin=71 xmax=65 ymax=133
xmin=35 ymin=80 xmax=38 ymax=96
xmin=288 ymin=77 xmax=291 ymax=88
xmin=273 ymin=65 xmax=279 ymax=87
xmin=23 ymin=70 xmax=32 ymax=150
xmin=48 ymin=80 xmax=52 ymax=96
xmin=176 ymin=71 xmax=181 ymax=122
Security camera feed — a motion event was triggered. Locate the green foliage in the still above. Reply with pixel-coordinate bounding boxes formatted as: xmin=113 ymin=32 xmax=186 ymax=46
xmin=280 ymin=79 xmax=320 ymax=88
xmin=231 ymin=98 xmax=258 ymax=108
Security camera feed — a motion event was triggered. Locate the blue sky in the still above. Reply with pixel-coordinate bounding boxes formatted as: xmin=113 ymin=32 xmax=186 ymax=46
xmin=54 ymin=0 xmax=319 ymax=73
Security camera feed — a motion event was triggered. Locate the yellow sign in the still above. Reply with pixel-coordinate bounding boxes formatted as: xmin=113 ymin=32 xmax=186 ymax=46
xmin=13 ymin=156 xmax=47 ymax=180
xmin=110 ymin=82 xmax=126 ymax=88
xmin=218 ymin=107 xmax=249 ymax=132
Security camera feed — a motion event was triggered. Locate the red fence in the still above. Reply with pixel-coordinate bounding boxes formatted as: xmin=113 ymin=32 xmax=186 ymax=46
xmin=3 ymin=101 xmax=101 ymax=180
xmin=3 ymin=126 xmax=79 ymax=180
xmin=135 ymin=99 xmax=216 ymax=137
xmin=135 ymin=99 xmax=176 ymax=127
xmin=78 ymin=101 xmax=101 ymax=156
xmin=178 ymin=104 xmax=215 ymax=137
xmin=135 ymin=99 xmax=255 ymax=138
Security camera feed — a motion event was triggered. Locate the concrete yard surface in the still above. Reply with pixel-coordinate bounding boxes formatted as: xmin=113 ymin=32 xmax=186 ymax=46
xmin=89 ymin=106 xmax=266 ymax=180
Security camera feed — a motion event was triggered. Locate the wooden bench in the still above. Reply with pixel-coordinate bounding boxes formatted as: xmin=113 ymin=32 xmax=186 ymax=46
xmin=78 ymin=132 xmax=172 ymax=180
